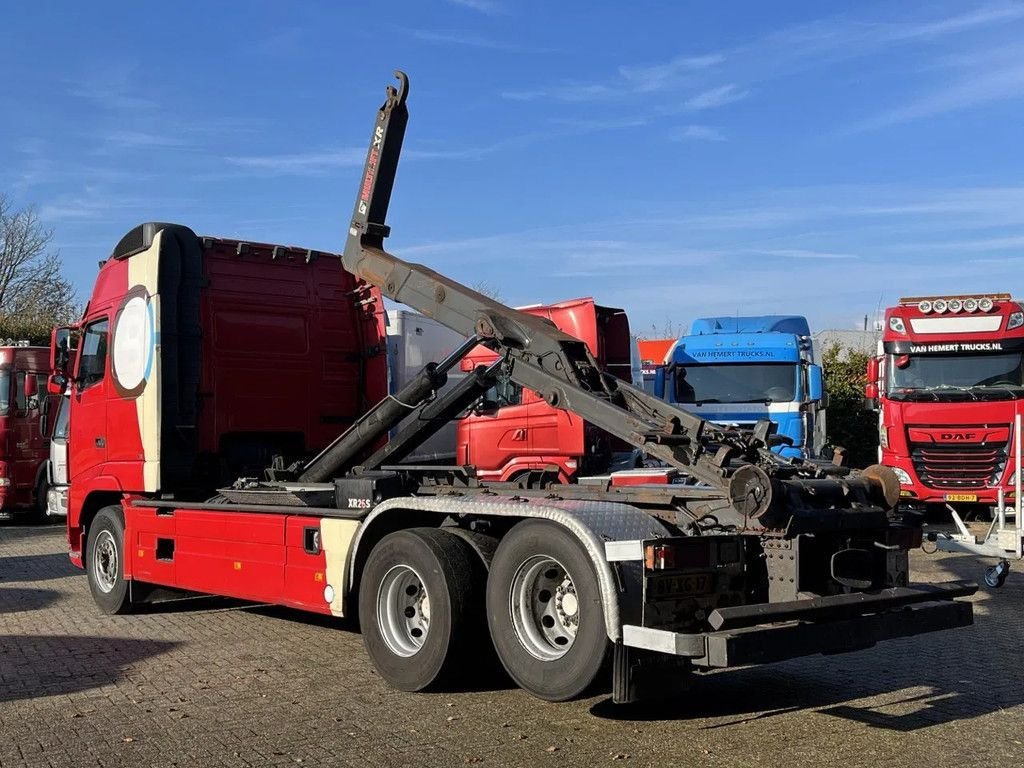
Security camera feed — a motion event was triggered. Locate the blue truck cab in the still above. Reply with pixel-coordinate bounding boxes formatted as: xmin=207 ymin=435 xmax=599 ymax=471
xmin=654 ymin=315 xmax=826 ymax=459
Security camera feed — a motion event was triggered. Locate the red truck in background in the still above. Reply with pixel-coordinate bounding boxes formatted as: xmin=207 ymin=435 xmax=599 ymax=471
xmin=867 ymin=293 xmax=1024 ymax=513
xmin=455 ymin=297 xmax=635 ymax=482
xmin=52 ymin=222 xmax=387 ymax=568
xmin=0 ymin=342 xmax=53 ymax=520
xmin=636 ymin=338 xmax=674 ymax=393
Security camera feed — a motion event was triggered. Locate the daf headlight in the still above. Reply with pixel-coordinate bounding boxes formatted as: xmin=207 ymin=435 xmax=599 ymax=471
xmin=889 ymin=317 xmax=906 ymax=333
xmin=1008 ymin=311 xmax=1024 ymax=331
xmin=892 ymin=467 xmax=912 ymax=486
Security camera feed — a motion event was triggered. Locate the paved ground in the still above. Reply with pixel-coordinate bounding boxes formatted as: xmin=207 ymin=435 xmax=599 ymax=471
xmin=1 ymin=524 xmax=1022 ymax=768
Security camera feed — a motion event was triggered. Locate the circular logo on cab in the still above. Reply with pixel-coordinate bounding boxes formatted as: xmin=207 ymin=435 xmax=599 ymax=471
xmin=111 ymin=286 xmax=155 ymax=398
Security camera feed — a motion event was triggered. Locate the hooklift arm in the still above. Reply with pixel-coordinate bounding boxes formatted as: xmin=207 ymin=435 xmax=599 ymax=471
xmin=329 ymin=71 xmax=823 ymax=512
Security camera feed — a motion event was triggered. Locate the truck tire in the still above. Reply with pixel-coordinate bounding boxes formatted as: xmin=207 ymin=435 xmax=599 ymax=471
xmin=86 ymin=506 xmax=134 ymax=615
xmin=358 ymin=527 xmax=480 ymax=691
xmin=486 ymin=519 xmax=610 ymax=701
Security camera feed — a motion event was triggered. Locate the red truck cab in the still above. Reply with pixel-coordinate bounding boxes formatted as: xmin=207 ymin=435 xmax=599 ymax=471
xmin=455 ymin=297 xmax=634 ymax=482
xmin=867 ymin=293 xmax=1024 ymax=512
xmin=0 ymin=343 xmax=52 ymax=519
xmin=57 ymin=223 xmax=386 ymax=566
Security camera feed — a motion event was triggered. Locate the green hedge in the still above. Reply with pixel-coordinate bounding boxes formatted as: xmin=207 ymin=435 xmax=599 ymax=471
xmin=822 ymin=343 xmax=879 ymax=468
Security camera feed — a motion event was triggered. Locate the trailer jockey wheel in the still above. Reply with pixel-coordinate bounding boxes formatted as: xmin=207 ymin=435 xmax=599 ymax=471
xmin=359 ymin=528 xmax=483 ymax=691
xmin=86 ymin=506 xmax=135 ymax=614
xmin=984 ymin=559 xmax=1010 ymax=589
xmin=486 ymin=519 xmax=610 ymax=701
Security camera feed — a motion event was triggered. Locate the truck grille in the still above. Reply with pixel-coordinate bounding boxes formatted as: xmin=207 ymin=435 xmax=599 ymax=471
xmin=909 ymin=440 xmax=1007 ymax=490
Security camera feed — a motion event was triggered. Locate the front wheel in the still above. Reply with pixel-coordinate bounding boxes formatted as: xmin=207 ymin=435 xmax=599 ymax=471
xmin=358 ymin=528 xmax=481 ymax=691
xmin=86 ymin=505 xmax=134 ymax=614
xmin=486 ymin=519 xmax=610 ymax=701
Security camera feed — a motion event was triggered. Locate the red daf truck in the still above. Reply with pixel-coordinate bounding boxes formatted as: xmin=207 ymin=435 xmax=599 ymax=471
xmin=455 ymin=297 xmax=634 ymax=482
xmin=866 ymin=294 xmax=1024 ymax=514
xmin=51 ymin=223 xmax=387 ymax=570
xmin=0 ymin=342 xmax=53 ymax=520
xmin=64 ymin=72 xmax=975 ymax=706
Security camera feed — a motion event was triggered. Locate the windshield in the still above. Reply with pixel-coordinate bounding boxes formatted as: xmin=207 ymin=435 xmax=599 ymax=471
xmin=53 ymin=395 xmax=70 ymax=439
xmin=888 ymin=352 xmax=1024 ymax=399
xmin=674 ymin=363 xmax=797 ymax=404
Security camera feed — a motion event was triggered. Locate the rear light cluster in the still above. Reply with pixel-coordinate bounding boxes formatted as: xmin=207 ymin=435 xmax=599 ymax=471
xmin=917 ymin=297 xmax=995 ymax=314
xmin=644 ymin=538 xmax=741 ymax=570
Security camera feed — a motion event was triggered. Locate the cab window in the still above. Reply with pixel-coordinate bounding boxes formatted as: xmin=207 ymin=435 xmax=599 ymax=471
xmin=78 ymin=318 xmax=109 ymax=389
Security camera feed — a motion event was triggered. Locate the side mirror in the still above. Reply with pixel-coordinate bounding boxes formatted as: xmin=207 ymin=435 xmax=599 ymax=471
xmin=50 ymin=326 xmax=73 ymax=376
xmin=654 ymin=366 xmax=666 ymax=399
xmin=864 ymin=356 xmax=881 ymax=405
xmin=47 ymin=373 xmax=67 ymax=396
xmin=807 ymin=364 xmax=824 ymax=402
xmin=473 ymin=399 xmax=499 ymax=416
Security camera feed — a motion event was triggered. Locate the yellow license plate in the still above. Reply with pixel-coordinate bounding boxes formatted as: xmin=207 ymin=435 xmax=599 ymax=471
xmin=945 ymin=493 xmax=978 ymax=502
xmin=649 ymin=573 xmax=713 ymax=598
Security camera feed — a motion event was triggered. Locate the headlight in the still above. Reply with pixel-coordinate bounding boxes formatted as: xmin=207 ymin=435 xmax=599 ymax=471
xmin=948 ymin=299 xmax=963 ymax=313
xmin=889 ymin=317 xmax=906 ymax=333
xmin=933 ymin=299 xmax=948 ymax=313
xmin=1008 ymin=311 xmax=1024 ymax=331
xmin=964 ymin=298 xmax=978 ymax=312
xmin=879 ymin=425 xmax=889 ymax=449
xmin=979 ymin=297 xmax=994 ymax=312
xmin=892 ymin=467 xmax=913 ymax=485
xmin=918 ymin=300 xmax=933 ymax=313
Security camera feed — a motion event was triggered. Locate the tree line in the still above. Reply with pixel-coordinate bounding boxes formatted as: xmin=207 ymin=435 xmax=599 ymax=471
xmin=0 ymin=194 xmax=78 ymax=345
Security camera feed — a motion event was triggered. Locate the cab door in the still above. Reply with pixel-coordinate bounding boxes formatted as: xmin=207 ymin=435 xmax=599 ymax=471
xmin=69 ymin=316 xmax=110 ymax=482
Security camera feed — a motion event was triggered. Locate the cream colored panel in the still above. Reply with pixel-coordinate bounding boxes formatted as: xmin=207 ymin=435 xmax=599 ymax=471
xmin=320 ymin=518 xmax=361 ymax=617
xmin=125 ymin=232 xmax=163 ymax=492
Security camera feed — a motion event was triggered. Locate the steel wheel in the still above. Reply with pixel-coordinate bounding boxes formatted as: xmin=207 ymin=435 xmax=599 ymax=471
xmin=377 ymin=564 xmax=431 ymax=657
xmin=92 ymin=529 xmax=119 ymax=594
xmin=509 ymin=555 xmax=579 ymax=660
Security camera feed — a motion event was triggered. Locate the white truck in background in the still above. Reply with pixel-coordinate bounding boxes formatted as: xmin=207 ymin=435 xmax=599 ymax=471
xmin=386 ymin=309 xmax=467 ymax=463
xmin=45 ymin=391 xmax=69 ymax=517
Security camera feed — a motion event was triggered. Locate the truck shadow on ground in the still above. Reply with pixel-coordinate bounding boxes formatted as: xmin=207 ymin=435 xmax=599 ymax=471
xmin=0 ymin=552 xmax=78 ymax=583
xmin=0 ymin=586 xmax=63 ymax=613
xmin=0 ymin=634 xmax=178 ymax=704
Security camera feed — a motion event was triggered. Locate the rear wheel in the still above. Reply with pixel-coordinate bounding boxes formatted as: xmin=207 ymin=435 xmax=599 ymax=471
xmin=358 ymin=528 xmax=481 ymax=691
xmin=486 ymin=519 xmax=610 ymax=701
xmin=86 ymin=505 xmax=134 ymax=614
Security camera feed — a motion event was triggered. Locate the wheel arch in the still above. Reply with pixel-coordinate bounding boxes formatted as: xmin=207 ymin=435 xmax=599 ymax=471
xmin=347 ymin=496 xmax=671 ymax=642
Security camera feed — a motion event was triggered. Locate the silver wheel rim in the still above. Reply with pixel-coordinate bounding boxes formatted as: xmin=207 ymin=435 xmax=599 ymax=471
xmin=509 ymin=555 xmax=579 ymax=661
xmin=377 ymin=565 xmax=430 ymax=657
xmin=93 ymin=530 xmax=119 ymax=594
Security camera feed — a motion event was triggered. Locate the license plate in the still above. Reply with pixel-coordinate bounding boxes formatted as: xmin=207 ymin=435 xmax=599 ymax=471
xmin=945 ymin=493 xmax=978 ymax=502
xmin=649 ymin=573 xmax=713 ymax=598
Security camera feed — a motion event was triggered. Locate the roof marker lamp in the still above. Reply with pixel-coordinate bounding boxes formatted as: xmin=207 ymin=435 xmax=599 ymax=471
xmin=933 ymin=299 xmax=948 ymax=313
xmin=889 ymin=316 xmax=906 ymax=334
xmin=979 ymin=297 xmax=995 ymax=312
xmin=1009 ymin=311 xmax=1024 ymax=331
xmin=963 ymin=298 xmax=978 ymax=313
xmin=948 ymin=299 xmax=964 ymax=313
xmin=918 ymin=300 xmax=933 ymax=313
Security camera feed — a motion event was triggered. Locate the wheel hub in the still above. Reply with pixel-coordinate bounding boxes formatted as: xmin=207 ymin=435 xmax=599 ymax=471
xmin=509 ymin=556 xmax=579 ymax=661
xmin=93 ymin=530 xmax=118 ymax=594
xmin=377 ymin=565 xmax=430 ymax=657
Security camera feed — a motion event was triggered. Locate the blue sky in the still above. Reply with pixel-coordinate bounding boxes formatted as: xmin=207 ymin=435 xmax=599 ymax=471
xmin=3 ymin=1 xmax=1024 ymax=337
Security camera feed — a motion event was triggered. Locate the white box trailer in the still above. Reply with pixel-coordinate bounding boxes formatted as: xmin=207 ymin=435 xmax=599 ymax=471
xmin=386 ymin=309 xmax=468 ymax=463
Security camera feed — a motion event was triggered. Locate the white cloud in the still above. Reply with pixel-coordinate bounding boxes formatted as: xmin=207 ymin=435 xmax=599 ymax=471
xmin=444 ymin=0 xmax=505 ymax=15
xmin=671 ymin=125 xmax=726 ymax=142
xmin=683 ymin=84 xmax=749 ymax=111
xmin=407 ymin=28 xmax=519 ymax=50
